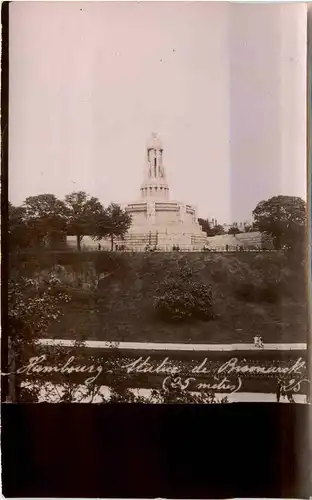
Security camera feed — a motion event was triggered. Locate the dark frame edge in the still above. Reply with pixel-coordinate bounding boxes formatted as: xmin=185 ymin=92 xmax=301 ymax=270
xmin=1 ymin=1 xmax=10 ymax=403
xmin=307 ymin=5 xmax=312 ymax=405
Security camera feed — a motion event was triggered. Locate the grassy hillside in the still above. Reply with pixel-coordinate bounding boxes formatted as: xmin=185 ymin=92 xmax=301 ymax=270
xmin=28 ymin=251 xmax=307 ymax=344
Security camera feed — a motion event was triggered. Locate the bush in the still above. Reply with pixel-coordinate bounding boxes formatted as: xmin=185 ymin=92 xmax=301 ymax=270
xmin=154 ymin=291 xmax=196 ymax=321
xmin=154 ymin=264 xmax=215 ymax=322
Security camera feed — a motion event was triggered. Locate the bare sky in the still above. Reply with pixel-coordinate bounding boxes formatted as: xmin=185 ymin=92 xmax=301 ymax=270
xmin=9 ymin=2 xmax=307 ymax=224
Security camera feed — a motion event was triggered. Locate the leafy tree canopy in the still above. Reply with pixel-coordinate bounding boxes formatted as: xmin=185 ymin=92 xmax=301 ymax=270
xmin=94 ymin=203 xmax=132 ymax=250
xmin=64 ymin=191 xmax=104 ymax=250
xmin=252 ymin=195 xmax=306 ymax=250
xmin=227 ymin=224 xmax=242 ymax=236
xmin=210 ymin=224 xmax=225 ymax=236
xmin=198 ymin=218 xmax=225 ymax=237
xmin=23 ymin=194 xmax=69 ymax=247
xmin=198 ymin=218 xmax=211 ymax=235
xmin=8 ymin=202 xmax=29 ymax=250
xmin=24 ymin=194 xmax=68 ymax=220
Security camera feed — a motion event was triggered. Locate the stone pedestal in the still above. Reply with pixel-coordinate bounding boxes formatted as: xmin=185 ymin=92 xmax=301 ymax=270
xmin=111 ymin=134 xmax=208 ymax=251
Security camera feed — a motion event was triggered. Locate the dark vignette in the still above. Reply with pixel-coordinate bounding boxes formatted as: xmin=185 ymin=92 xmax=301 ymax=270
xmin=1 ymin=1 xmax=10 ymax=403
xmin=1 ymin=403 xmax=312 ymax=498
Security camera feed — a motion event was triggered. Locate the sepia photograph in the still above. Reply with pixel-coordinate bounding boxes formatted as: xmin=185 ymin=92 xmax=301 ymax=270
xmin=6 ymin=1 xmax=309 ymax=404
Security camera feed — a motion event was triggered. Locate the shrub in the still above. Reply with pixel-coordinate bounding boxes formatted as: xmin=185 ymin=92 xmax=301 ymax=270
xmin=154 ymin=291 xmax=196 ymax=321
xmin=154 ymin=264 xmax=215 ymax=322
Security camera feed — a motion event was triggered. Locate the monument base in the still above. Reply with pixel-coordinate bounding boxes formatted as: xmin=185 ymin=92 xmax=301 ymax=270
xmin=118 ymin=225 xmax=207 ymax=251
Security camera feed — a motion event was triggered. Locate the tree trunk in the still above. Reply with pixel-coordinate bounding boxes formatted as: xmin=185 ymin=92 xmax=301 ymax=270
xmin=110 ymin=235 xmax=114 ymax=251
xmin=77 ymin=235 xmax=81 ymax=251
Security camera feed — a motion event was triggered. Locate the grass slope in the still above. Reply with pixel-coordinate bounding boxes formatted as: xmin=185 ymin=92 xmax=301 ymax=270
xmin=45 ymin=252 xmax=307 ymax=343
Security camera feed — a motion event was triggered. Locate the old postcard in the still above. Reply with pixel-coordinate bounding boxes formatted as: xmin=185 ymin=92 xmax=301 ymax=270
xmin=5 ymin=1 xmax=309 ymax=405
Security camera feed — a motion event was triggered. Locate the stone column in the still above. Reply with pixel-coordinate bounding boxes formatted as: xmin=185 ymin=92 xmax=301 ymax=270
xmin=147 ymin=202 xmax=156 ymax=224
xmin=179 ymin=204 xmax=186 ymax=223
xmin=157 ymin=149 xmax=162 ymax=178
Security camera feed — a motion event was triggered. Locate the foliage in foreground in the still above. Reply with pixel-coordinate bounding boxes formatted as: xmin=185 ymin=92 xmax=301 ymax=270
xmin=7 ymin=272 xmax=225 ymax=404
xmin=20 ymin=380 xmax=229 ymax=404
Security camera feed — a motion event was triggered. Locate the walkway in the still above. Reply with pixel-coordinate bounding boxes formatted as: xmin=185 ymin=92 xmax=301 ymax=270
xmin=38 ymin=339 xmax=307 ymax=352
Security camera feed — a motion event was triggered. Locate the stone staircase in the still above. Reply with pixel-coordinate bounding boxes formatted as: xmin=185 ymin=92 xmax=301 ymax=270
xmin=118 ymin=231 xmax=207 ymax=251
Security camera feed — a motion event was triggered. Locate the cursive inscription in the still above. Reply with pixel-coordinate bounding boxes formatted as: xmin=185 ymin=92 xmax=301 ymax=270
xmin=122 ymin=356 xmax=306 ymax=378
xmin=281 ymin=378 xmax=310 ymax=393
xmin=162 ymin=375 xmax=242 ymax=394
xmin=123 ymin=356 xmax=180 ymax=375
xmin=16 ymin=355 xmax=103 ymax=385
xmin=217 ymin=357 xmax=305 ymax=377
xmin=120 ymin=355 xmax=307 ymax=394
xmin=8 ymin=353 xmax=308 ymax=395
xmin=197 ymin=376 xmax=242 ymax=393
xmin=162 ymin=376 xmax=196 ymax=391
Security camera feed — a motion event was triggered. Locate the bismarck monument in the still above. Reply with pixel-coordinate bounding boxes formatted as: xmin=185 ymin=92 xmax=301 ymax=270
xmin=118 ymin=134 xmax=207 ymax=251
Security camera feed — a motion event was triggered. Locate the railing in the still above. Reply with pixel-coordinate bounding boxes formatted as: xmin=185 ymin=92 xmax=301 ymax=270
xmin=80 ymin=246 xmax=279 ymax=253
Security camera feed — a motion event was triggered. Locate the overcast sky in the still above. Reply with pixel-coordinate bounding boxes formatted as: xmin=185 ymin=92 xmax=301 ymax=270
xmin=9 ymin=2 xmax=307 ymax=224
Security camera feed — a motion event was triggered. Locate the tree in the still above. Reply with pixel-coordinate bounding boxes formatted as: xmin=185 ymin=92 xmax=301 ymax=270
xmin=64 ymin=191 xmax=104 ymax=251
xmin=210 ymin=224 xmax=225 ymax=236
xmin=252 ymin=195 xmax=306 ymax=250
xmin=198 ymin=218 xmax=225 ymax=237
xmin=244 ymin=222 xmax=259 ymax=233
xmin=198 ymin=218 xmax=211 ymax=235
xmin=244 ymin=224 xmax=252 ymax=233
xmin=8 ymin=202 xmax=29 ymax=250
xmin=94 ymin=203 xmax=132 ymax=251
xmin=23 ymin=194 xmax=69 ymax=248
xmin=228 ymin=225 xmax=241 ymax=236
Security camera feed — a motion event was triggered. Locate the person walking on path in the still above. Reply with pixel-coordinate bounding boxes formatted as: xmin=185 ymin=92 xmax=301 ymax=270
xmin=287 ymin=387 xmax=294 ymax=402
xmin=254 ymin=335 xmax=264 ymax=348
xmin=276 ymin=380 xmax=282 ymax=402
